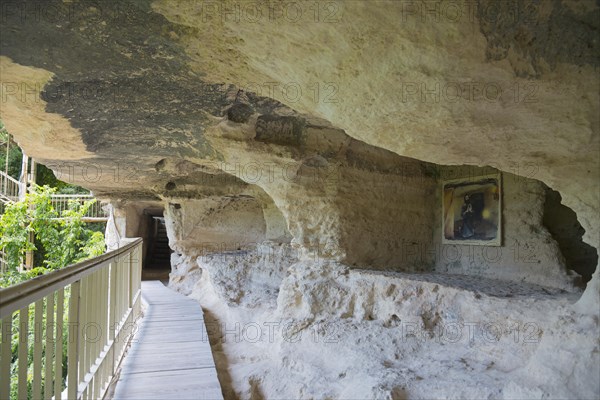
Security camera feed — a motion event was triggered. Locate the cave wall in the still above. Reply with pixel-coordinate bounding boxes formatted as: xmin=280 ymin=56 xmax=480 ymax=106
xmin=432 ymin=166 xmax=577 ymax=290
xmin=160 ymin=157 xmax=595 ymax=396
xmin=260 ymin=198 xmax=292 ymax=243
xmin=185 ymin=242 xmax=297 ymax=310
xmin=204 ymin=114 xmax=439 ymax=269
xmin=163 ymin=196 xmax=268 ymax=256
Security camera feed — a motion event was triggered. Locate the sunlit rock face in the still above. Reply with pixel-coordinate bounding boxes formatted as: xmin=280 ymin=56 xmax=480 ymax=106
xmin=0 ymin=0 xmax=598 ymax=398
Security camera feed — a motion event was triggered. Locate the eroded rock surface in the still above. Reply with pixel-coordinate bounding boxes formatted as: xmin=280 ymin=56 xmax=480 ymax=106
xmin=169 ymin=251 xmax=597 ymax=399
xmin=1 ymin=0 xmax=598 ymax=398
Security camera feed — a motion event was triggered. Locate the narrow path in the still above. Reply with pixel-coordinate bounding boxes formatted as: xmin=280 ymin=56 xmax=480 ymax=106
xmin=112 ymin=281 xmax=224 ymax=400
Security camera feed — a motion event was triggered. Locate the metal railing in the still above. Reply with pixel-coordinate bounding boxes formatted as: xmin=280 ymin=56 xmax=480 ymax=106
xmin=0 ymin=238 xmax=143 ymax=400
xmin=50 ymin=195 xmax=108 ymax=221
xmin=0 ymin=171 xmax=23 ymax=203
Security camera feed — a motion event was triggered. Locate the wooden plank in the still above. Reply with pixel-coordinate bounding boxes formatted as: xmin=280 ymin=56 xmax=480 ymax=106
xmin=113 ymin=368 xmax=222 ymax=400
xmin=111 ymin=281 xmax=223 ymax=400
xmin=127 ymin=343 xmax=214 ymax=358
xmin=119 ymin=353 xmax=216 ymax=374
xmin=116 ymin=367 xmax=221 ymax=388
xmin=142 ymin=304 xmax=202 ymax=311
xmin=128 ymin=339 xmax=211 ymax=351
xmin=140 ymin=311 xmax=203 ymax=320
xmin=131 ymin=331 xmax=208 ymax=345
xmin=142 ymin=306 xmax=203 ymax=314
xmin=128 ymin=251 xmax=134 ymax=308
xmin=139 ymin=318 xmax=207 ymax=329
xmin=115 ymin=257 xmax=121 ymax=322
xmin=86 ymin=271 xmax=96 ymax=377
xmin=137 ymin=318 xmax=205 ymax=329
xmin=98 ymin=266 xmax=109 ymax=394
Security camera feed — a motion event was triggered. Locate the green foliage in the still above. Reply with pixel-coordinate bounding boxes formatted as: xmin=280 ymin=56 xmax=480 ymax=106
xmin=0 ymin=268 xmax=49 ymax=288
xmin=0 ymin=186 xmax=106 ymax=288
xmin=36 ymin=164 xmax=89 ymax=195
xmin=76 ymin=231 xmax=106 ymax=261
xmin=0 ymin=199 xmax=34 ymax=271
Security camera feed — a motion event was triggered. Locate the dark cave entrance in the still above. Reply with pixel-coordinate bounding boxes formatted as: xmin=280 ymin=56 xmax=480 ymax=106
xmin=141 ymin=207 xmax=172 ymax=280
xmin=543 ymin=187 xmax=598 ymax=287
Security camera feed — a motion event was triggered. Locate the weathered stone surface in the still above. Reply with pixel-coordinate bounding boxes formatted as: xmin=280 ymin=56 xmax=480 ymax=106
xmin=0 ymin=0 xmax=598 ymax=398
xmin=170 ymin=254 xmax=597 ymax=399
xmin=204 ymin=111 xmax=440 ymax=268
xmin=164 ymin=196 xmax=267 ymax=255
xmin=0 ymin=57 xmax=93 ymax=160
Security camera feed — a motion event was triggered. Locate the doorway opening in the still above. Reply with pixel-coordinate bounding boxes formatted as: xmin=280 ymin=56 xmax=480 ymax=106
xmin=142 ymin=208 xmax=172 ymax=281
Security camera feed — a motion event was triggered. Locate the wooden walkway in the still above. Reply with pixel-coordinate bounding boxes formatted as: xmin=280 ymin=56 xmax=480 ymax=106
xmin=112 ymin=281 xmax=224 ymax=400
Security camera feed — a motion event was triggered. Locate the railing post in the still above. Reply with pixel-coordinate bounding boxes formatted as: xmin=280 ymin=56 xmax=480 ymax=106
xmin=55 ymin=289 xmax=64 ymax=400
xmin=129 ymin=250 xmax=134 ymax=308
xmin=67 ymin=281 xmax=81 ymax=399
xmin=32 ymin=299 xmax=44 ymax=400
xmin=99 ymin=265 xmax=109 ymax=394
xmin=17 ymin=307 xmax=29 ymax=400
xmin=44 ymin=293 xmax=55 ymax=400
xmin=109 ymin=259 xmax=117 ymax=373
xmin=0 ymin=315 xmax=12 ymax=400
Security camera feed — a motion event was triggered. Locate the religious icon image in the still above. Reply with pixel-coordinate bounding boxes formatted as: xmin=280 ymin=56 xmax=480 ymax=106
xmin=442 ymin=174 xmax=502 ymax=246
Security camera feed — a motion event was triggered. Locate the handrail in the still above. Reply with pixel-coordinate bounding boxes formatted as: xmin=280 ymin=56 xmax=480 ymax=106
xmin=0 ymin=238 xmax=141 ymax=318
xmin=0 ymin=170 xmax=23 ymax=203
xmin=50 ymin=194 xmax=93 ymax=198
xmin=0 ymin=169 xmax=21 ymax=186
xmin=0 ymin=238 xmax=143 ymax=400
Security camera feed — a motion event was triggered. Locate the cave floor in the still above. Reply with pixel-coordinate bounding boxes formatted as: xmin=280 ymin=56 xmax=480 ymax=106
xmin=359 ymin=270 xmax=582 ymax=300
xmin=109 ymin=281 xmax=224 ymax=400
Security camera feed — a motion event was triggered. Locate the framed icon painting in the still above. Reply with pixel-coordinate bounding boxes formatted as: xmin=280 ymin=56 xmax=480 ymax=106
xmin=442 ymin=173 xmax=502 ymax=246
